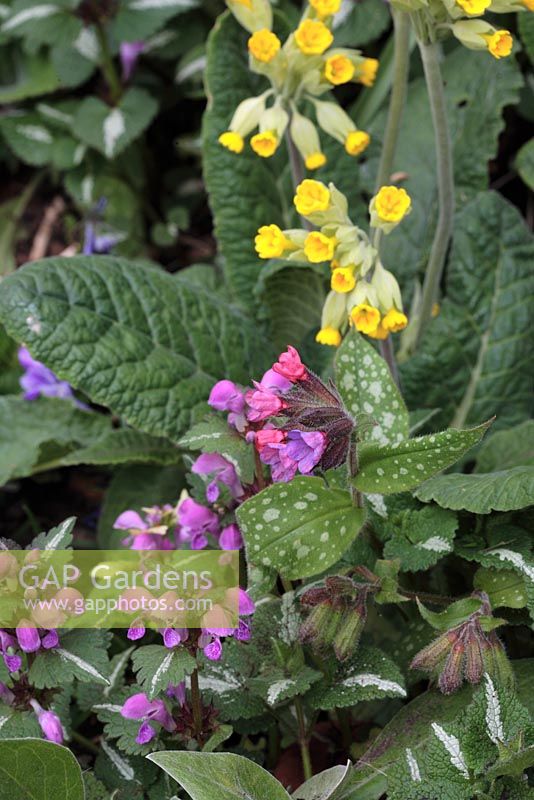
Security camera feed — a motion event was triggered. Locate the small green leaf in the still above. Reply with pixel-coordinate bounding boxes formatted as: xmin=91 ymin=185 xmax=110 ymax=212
xmin=335 ymin=332 xmax=409 ymax=446
xmin=516 ymin=138 xmax=534 ymax=191
xmin=0 ymin=739 xmax=84 ymax=800
xmin=383 ymin=506 xmax=458 ymax=572
xmin=179 ymin=417 xmax=255 ymax=483
xmin=373 ymin=558 xmax=407 ymax=604
xmin=147 ymin=751 xmax=292 ymax=800
xmin=30 ymin=517 xmax=76 ymax=550
xmin=416 ymin=598 xmax=482 ymax=632
xmin=202 ymin=725 xmax=233 ymax=753
xmin=29 ymin=630 xmax=110 ymax=688
xmin=354 ymin=422 xmax=491 ymax=495
xmin=237 ymin=476 xmax=365 ymax=580
xmin=473 ymin=568 xmax=528 ymax=610
xmin=132 ymin=645 xmax=196 ymax=700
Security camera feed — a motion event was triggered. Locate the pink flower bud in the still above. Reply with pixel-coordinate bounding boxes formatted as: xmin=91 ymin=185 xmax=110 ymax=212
xmin=272 ymin=346 xmax=307 ymax=381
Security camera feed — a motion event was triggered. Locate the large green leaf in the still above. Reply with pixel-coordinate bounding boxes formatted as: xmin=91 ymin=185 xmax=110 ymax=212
xmin=236 ymin=476 xmax=365 ymax=580
xmin=147 ymin=751 xmax=291 ymax=800
xmin=0 ymin=256 xmax=264 ymax=442
xmin=0 ymin=396 xmax=110 ymax=487
xmin=354 ymin=421 xmax=490 ymax=494
xmin=0 ymin=739 xmax=84 ymax=800
xmin=415 ymin=467 xmax=534 ymax=514
xmin=335 ymin=332 xmax=409 ymax=446
xmin=474 ymin=420 xmax=534 ymax=473
xmin=401 ymin=192 xmax=533 ymax=431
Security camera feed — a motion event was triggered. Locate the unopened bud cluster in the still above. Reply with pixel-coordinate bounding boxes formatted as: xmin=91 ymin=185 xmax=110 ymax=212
xmin=219 ymin=0 xmax=377 ymax=166
xmin=255 ymin=180 xmax=410 ymax=345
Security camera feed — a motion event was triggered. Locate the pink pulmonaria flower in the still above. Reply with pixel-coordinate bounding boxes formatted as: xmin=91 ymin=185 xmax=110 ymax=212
xmin=219 ymin=523 xmax=243 ymax=550
xmin=191 ymin=453 xmax=243 ymax=502
xmin=245 ymin=384 xmax=285 ymax=422
xmin=273 ymin=346 xmax=307 ymax=382
xmin=121 ymin=693 xmax=176 ymax=744
xmin=30 ymin=700 xmax=63 ymax=744
xmin=258 ymin=368 xmax=292 ymax=393
xmin=120 ymin=41 xmax=145 ymax=81
xmin=256 ymin=429 xmax=326 ymax=483
xmin=177 ymin=498 xmax=220 ymax=550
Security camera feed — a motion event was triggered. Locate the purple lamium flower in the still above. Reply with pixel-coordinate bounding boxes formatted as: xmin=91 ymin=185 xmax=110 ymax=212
xmin=30 ymin=700 xmax=63 ymax=744
xmin=166 ymin=682 xmax=186 ymax=705
xmin=15 ymin=625 xmax=41 ymax=654
xmin=0 ymin=631 xmax=21 ymax=673
xmin=121 ymin=693 xmax=176 ymax=744
xmin=219 ymin=523 xmax=243 ymax=550
xmin=161 ymin=627 xmax=189 ymax=649
xmin=18 ymin=347 xmax=74 ymax=402
xmin=208 ymin=380 xmax=245 ymax=413
xmin=177 ymin=498 xmax=219 ymax=549
xmin=191 ymin=453 xmax=243 ymax=502
xmin=120 ymin=41 xmax=145 ymax=81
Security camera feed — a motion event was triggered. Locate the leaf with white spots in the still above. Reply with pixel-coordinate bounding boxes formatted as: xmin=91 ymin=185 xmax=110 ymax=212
xmin=72 ymin=89 xmax=157 ymax=159
xmin=307 ymin=646 xmax=406 ymax=711
xmin=236 ymin=476 xmax=365 ymax=580
xmin=354 ymin=421 xmax=492 ymax=495
xmin=132 ymin=645 xmax=196 ymax=700
xmin=335 ymin=332 xmax=409 ymax=446
xmin=383 ymin=506 xmax=458 ymax=572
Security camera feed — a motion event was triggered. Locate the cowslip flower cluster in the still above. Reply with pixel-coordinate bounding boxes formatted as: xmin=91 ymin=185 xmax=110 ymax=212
xmin=393 ymin=0 xmax=525 ymax=59
xmin=255 ymin=180 xmax=410 ymax=345
xmin=219 ymin=0 xmax=377 ymax=167
xmin=410 ymin=592 xmax=513 ymax=694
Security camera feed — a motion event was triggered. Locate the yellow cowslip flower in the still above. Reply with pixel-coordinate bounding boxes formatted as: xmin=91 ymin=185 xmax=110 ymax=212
xmin=309 ymin=0 xmax=342 ymax=18
xmin=350 ymin=303 xmax=381 ymax=335
xmin=456 ymin=0 xmax=491 ymax=13
xmin=294 ymin=179 xmax=331 ymax=216
xmin=248 ymin=29 xmax=281 ymax=62
xmin=355 ymin=58 xmax=379 ymax=87
xmin=345 ymin=130 xmax=370 ymax=156
xmin=218 ymin=131 xmax=245 ymax=153
xmin=250 ymin=130 xmax=278 ymax=156
xmin=382 ymin=308 xmax=408 ymax=333
xmin=255 ymin=224 xmax=292 ymax=258
xmin=305 ymin=152 xmax=327 ymax=169
xmin=316 ymin=326 xmax=342 ymax=346
xmin=483 ymin=30 xmax=513 ymax=58
xmin=367 ymin=323 xmax=389 ymax=340
xmin=374 ymin=186 xmax=411 ymax=223
xmin=324 ymin=54 xmax=355 ymax=85
xmin=522 ymin=0 xmax=534 ymax=9
xmin=331 ymin=267 xmax=356 ymax=293
xmin=304 ymin=231 xmax=336 ymax=262
xmin=295 ymin=19 xmax=334 ymax=55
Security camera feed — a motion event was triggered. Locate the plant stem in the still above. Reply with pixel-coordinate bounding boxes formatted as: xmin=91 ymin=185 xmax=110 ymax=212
xmin=190 ymin=668 xmax=203 ymax=743
xmin=254 ymin=448 xmax=266 ymax=491
xmin=95 ymin=22 xmax=122 ymax=104
xmin=374 ymin=9 xmax=411 ymax=192
xmin=373 ymin=9 xmax=410 ymax=385
xmin=399 ymin=588 xmax=452 ymax=605
xmin=294 ymin=697 xmax=313 ymax=781
xmin=348 ymin=440 xmax=363 ymax=508
xmin=71 ymin=730 xmax=100 ymax=755
xmin=285 ymin=129 xmax=312 ymax=230
xmin=412 ymin=39 xmax=455 ymax=347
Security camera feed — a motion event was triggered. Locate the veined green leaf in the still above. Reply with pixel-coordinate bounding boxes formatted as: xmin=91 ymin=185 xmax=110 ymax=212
xmin=0 ymin=739 xmax=84 ymax=800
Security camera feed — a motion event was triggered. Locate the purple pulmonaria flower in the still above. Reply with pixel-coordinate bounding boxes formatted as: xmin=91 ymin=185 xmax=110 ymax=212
xmin=284 ymin=430 xmax=326 ymax=474
xmin=114 ymin=510 xmax=147 ymax=532
xmin=30 ymin=700 xmax=63 ymax=744
xmin=18 ymin=347 xmax=74 ymax=402
xmin=191 ymin=453 xmax=243 ymax=502
xmin=121 ymin=693 xmax=176 ymax=744
xmin=219 ymin=523 xmax=243 ymax=550
xmin=258 ymin=368 xmax=292 ymax=393
xmin=120 ymin=41 xmax=145 ymax=81
xmin=177 ymin=498 xmax=219 ymax=550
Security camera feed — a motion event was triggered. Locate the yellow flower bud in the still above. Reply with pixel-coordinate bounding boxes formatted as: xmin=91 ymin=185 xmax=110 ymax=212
xmin=304 ymin=231 xmax=336 ymax=262
xmin=382 ymin=308 xmax=408 ymax=333
xmin=294 ymin=179 xmax=331 ymax=216
xmin=305 ymin=152 xmax=327 ymax=169
xmin=456 ymin=0 xmax=491 ymax=13
xmin=250 ymin=130 xmax=278 ymax=157
xmin=309 ymin=0 xmax=342 ymax=18
xmin=345 ymin=130 xmax=370 ymax=156
xmin=255 ymin=224 xmax=293 ymax=258
xmin=290 ymin=110 xmax=326 ymax=171
xmin=218 ymin=131 xmax=244 ymax=153
xmin=295 ymin=19 xmax=334 ymax=55
xmin=483 ymin=29 xmax=513 ymax=58
xmin=354 ymin=58 xmax=379 ymax=87
xmin=432 ymin=302 xmax=440 ymax=317
xmin=350 ymin=303 xmax=381 ymax=335
xmin=324 ymin=54 xmax=355 ymax=85
xmin=331 ymin=267 xmax=356 ymax=293
xmin=248 ymin=28 xmax=281 ymax=62
xmin=316 ymin=326 xmax=342 ymax=346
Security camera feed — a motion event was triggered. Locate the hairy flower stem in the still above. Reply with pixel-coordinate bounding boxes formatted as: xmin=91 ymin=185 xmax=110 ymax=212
xmin=374 ymin=10 xmax=411 ymax=192
xmin=413 ymin=39 xmax=455 ymax=347
xmin=285 ymin=129 xmax=313 ymax=231
xmin=295 ymin=697 xmax=313 ymax=781
xmin=348 ymin=440 xmax=363 ymax=508
xmin=95 ymin=23 xmax=122 ymax=104
xmin=190 ymin=667 xmax=203 ymax=743
xmin=373 ymin=10 xmax=410 ymax=387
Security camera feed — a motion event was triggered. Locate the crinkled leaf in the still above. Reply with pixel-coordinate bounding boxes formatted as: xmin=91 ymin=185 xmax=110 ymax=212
xmin=198 ymin=640 xmax=265 ymax=721
xmin=0 ymin=256 xmax=264 ymax=442
xmin=57 ymin=429 xmax=182 ymax=469
xmin=132 ymin=645 xmax=196 ymax=700
xmin=335 ymin=332 xmax=409 ymax=446
xmin=415 ymin=467 xmax=534 ymax=514
xmin=354 ymin=422 xmax=491 ymax=495
xmin=237 ymin=476 xmax=365 ymax=580
xmin=383 ymin=506 xmax=458 ymax=572
xmin=475 ymin=421 xmax=534 ymax=473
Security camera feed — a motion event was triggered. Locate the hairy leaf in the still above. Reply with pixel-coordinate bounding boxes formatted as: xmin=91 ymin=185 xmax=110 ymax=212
xmin=415 ymin=467 xmax=534 ymax=514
